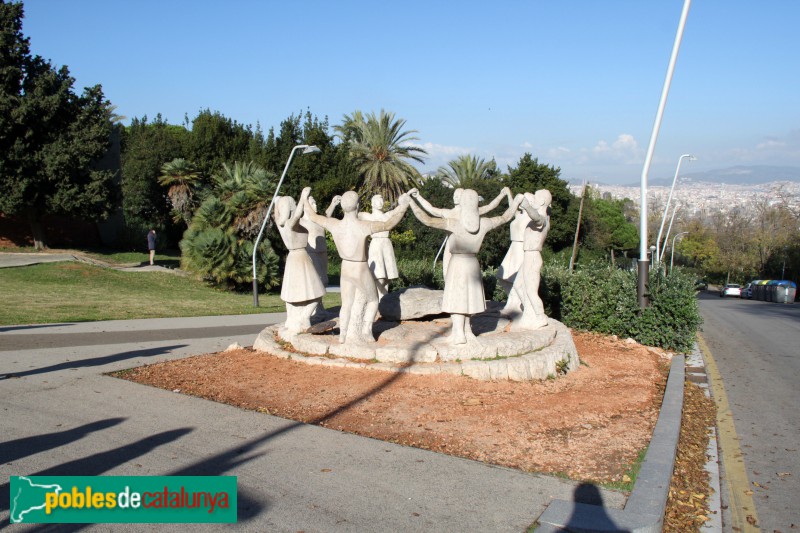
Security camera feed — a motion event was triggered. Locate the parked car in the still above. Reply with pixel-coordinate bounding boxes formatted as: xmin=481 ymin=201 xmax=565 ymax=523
xmin=740 ymin=282 xmax=754 ymax=299
xmin=694 ymin=279 xmax=708 ymax=291
xmin=720 ymin=284 xmax=741 ymax=298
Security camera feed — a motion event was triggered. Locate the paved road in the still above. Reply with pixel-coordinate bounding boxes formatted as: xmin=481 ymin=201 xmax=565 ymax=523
xmin=0 ymin=315 xmax=627 ymax=531
xmin=698 ymin=291 xmax=800 ymax=532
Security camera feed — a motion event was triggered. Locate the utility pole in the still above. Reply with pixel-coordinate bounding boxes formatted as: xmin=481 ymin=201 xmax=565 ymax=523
xmin=569 ymin=179 xmax=587 ymax=273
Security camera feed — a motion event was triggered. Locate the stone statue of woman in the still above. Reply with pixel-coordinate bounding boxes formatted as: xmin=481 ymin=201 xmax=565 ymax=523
xmin=411 ymin=187 xmax=511 ymax=276
xmin=274 ymin=189 xmax=326 ymax=333
xmin=510 ymin=190 xmax=551 ymax=330
xmin=358 ymin=194 xmax=406 ymax=298
xmin=409 ymin=188 xmax=523 ymax=344
xmin=496 ymin=202 xmax=530 ymax=314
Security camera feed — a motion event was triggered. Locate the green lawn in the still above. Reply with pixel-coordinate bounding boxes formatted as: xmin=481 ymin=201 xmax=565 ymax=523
xmin=0 ymin=261 xmax=341 ymax=325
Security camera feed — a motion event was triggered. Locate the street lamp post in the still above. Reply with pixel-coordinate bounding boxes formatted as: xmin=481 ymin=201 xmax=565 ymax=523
xmin=656 ymin=154 xmax=695 ymax=264
xmin=670 ymin=231 xmax=688 ymax=274
xmin=661 ymin=202 xmax=681 ymax=265
xmin=637 ymin=0 xmax=693 ymax=310
xmin=252 ymin=144 xmax=321 ymax=307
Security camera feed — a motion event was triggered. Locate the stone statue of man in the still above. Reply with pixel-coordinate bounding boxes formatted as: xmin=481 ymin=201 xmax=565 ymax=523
xmin=302 ymin=188 xmax=410 ymax=344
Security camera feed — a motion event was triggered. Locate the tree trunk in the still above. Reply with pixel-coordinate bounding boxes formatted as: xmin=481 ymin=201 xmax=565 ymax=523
xmin=26 ymin=210 xmax=48 ymax=250
xmin=610 ymin=248 xmax=616 ymax=267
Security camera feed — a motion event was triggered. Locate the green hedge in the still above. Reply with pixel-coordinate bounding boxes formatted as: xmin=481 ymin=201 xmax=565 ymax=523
xmin=542 ymin=261 xmax=701 ymax=353
xmin=329 ymin=255 xmax=701 ymax=353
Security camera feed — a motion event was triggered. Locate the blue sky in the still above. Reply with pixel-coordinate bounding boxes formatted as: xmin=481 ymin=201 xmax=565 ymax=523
xmin=20 ymin=0 xmax=800 ymax=184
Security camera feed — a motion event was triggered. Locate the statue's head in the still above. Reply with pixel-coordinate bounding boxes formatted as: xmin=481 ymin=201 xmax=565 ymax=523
xmin=274 ymin=196 xmax=296 ymax=225
xmin=534 ymin=189 xmax=552 ymax=210
xmin=341 ymin=191 xmax=359 ymax=213
xmin=523 ymin=192 xmax=536 ymax=211
xmin=453 ymin=188 xmax=464 ymax=205
xmin=459 ymin=189 xmax=480 ymax=234
xmin=371 ymin=194 xmax=384 ymax=213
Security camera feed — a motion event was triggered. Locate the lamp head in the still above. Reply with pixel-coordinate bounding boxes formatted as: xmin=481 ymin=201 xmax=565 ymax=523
xmin=302 ymin=145 xmax=321 ymax=155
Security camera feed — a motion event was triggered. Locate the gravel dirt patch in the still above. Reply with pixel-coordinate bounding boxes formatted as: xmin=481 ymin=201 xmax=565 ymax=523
xmin=115 ymin=330 xmax=669 ymax=484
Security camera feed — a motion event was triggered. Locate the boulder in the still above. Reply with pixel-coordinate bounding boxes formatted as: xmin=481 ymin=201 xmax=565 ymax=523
xmin=379 ymin=286 xmax=445 ymax=321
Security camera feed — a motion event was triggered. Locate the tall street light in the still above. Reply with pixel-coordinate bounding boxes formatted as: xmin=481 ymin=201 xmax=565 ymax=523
xmin=252 ymin=144 xmax=321 ymax=307
xmin=661 ymin=201 xmax=681 ymax=265
xmin=656 ymin=154 xmax=696 ymax=264
xmin=670 ymin=231 xmax=689 ymax=273
xmin=637 ymin=0 xmax=692 ymax=310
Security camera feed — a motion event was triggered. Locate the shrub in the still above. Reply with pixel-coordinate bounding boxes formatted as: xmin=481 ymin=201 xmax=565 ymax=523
xmin=393 ymin=257 xmax=444 ymax=290
xmin=542 ymin=261 xmax=701 ymax=352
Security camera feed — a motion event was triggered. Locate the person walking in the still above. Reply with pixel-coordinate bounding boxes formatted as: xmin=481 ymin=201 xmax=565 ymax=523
xmin=147 ymin=229 xmax=157 ymax=265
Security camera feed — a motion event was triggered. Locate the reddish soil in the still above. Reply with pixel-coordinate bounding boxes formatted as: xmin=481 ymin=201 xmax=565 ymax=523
xmin=117 ymin=330 xmax=669 ymax=484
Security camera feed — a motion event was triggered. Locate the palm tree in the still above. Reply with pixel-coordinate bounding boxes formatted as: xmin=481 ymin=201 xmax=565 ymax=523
xmin=436 ymin=154 xmax=498 ymax=188
xmin=213 ymin=161 xmax=276 ymax=238
xmin=158 ymin=158 xmax=202 ymax=226
xmin=180 ymin=161 xmax=279 ymax=289
xmin=335 ymin=109 xmax=427 ymax=204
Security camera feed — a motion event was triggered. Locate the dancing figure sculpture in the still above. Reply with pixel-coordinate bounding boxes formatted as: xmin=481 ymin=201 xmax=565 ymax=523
xmin=303 ymin=195 xmax=339 ymax=286
xmin=510 ymin=190 xmax=551 ymax=330
xmin=409 ymin=188 xmax=523 ymax=344
xmin=496 ymin=201 xmax=530 ymax=313
xmin=358 ymin=194 xmax=405 ymax=298
xmin=412 ymin=187 xmax=511 ymax=275
xmin=302 ymin=188 xmax=410 ymax=344
xmin=274 ymin=189 xmax=326 ymax=333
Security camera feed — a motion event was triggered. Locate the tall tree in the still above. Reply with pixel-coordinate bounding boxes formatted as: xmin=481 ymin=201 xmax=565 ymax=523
xmin=436 ymin=154 xmax=498 ymax=188
xmin=120 ymin=115 xmax=187 ymax=246
xmin=334 ymin=109 xmax=427 ymax=204
xmin=158 ymin=158 xmax=202 ymax=227
xmin=185 ymin=109 xmax=254 ymax=178
xmin=583 ymin=190 xmax=638 ymax=265
xmin=0 ymin=1 xmax=117 ymax=248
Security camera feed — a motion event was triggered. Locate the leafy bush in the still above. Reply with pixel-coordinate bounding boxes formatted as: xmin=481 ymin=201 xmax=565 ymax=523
xmin=542 ymin=261 xmax=701 ymax=352
xmin=392 ymin=258 xmax=444 ymax=290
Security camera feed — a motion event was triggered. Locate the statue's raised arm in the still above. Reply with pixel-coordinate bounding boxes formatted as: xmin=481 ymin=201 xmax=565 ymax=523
xmin=478 ymin=187 xmax=511 ymax=215
xmin=325 ymin=195 xmax=341 ymax=217
xmin=409 ymin=197 xmax=448 ymax=230
xmin=484 ymin=193 xmax=524 ymax=231
xmin=369 ymin=194 xmax=410 ymax=233
xmin=408 ymin=188 xmax=450 ymax=218
xmin=301 ymin=187 xmax=334 ymax=231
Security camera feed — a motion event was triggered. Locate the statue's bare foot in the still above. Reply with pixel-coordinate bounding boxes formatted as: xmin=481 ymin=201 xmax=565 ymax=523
xmin=511 ymin=315 xmax=548 ymax=330
xmin=448 ymin=333 xmax=468 ymax=345
xmin=358 ymin=332 xmax=376 ymax=344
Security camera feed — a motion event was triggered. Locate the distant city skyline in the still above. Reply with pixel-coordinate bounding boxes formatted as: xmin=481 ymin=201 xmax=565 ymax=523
xmin=20 ymin=1 xmax=800 ymax=184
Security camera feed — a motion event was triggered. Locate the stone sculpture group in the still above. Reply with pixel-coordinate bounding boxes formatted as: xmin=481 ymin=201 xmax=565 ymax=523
xmin=272 ymin=185 xmax=553 ymax=347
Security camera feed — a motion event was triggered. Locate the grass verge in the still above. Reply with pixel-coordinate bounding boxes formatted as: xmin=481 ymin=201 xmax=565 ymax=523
xmin=0 ymin=261 xmax=341 ymax=325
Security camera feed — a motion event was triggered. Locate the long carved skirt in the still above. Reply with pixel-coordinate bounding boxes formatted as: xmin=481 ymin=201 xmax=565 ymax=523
xmin=442 ymin=253 xmax=485 ymax=315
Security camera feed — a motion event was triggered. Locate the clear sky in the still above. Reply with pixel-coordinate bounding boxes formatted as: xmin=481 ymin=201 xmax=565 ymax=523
xmin=19 ymin=0 xmax=800 ymax=184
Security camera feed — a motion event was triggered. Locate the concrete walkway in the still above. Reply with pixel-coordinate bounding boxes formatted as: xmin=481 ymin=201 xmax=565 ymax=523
xmin=0 ymin=314 xmax=629 ymax=532
xmin=0 ymin=251 xmax=184 ymax=275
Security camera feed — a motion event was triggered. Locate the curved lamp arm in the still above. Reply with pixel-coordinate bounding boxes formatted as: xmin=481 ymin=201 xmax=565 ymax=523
xmin=252 ymin=144 xmax=320 ymax=306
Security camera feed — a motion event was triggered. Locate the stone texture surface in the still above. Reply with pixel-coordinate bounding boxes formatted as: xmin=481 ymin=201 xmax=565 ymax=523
xmin=378 ymin=286 xmax=445 ymax=321
xmin=253 ymin=313 xmax=580 ymax=381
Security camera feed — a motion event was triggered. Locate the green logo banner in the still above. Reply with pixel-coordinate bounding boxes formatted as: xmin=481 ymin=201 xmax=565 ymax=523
xmin=9 ymin=476 xmax=237 ymax=523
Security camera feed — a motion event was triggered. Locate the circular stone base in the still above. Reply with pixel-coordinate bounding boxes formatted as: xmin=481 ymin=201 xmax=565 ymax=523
xmin=252 ymin=311 xmax=580 ymax=381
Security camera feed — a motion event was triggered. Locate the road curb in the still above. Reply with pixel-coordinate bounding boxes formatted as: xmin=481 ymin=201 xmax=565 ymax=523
xmin=535 ymin=353 xmax=685 ymax=532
